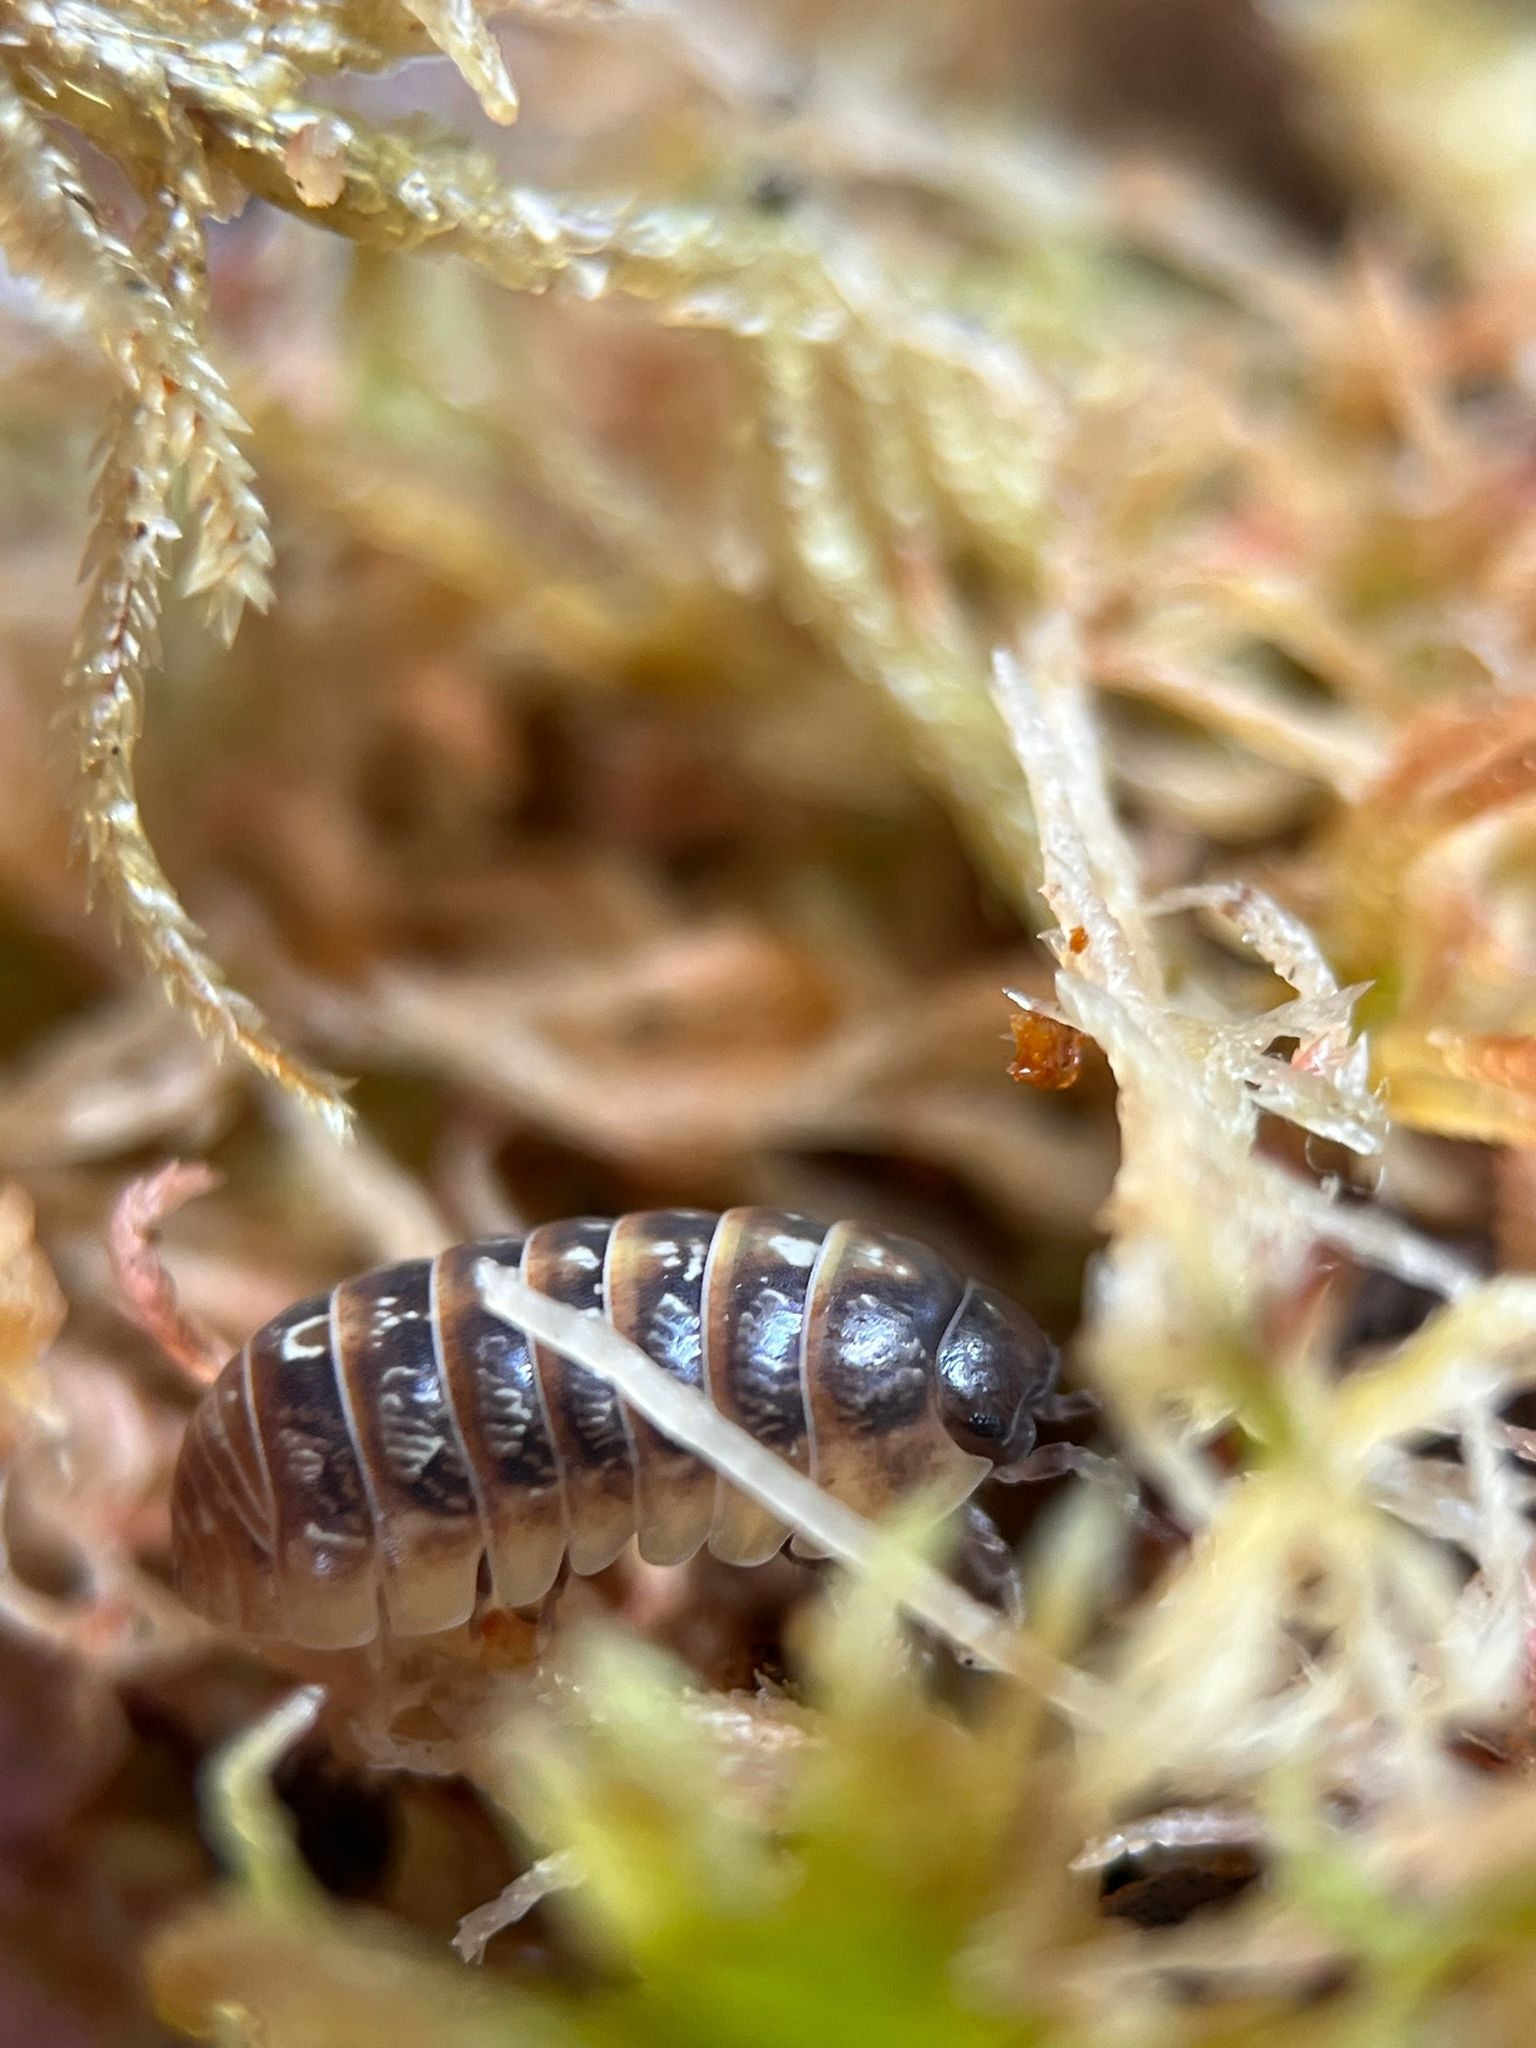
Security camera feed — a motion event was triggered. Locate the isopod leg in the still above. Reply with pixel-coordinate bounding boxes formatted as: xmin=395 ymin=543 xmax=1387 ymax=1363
xmin=996 ymin=1442 xmax=1152 ymax=1531
xmin=952 ymin=1503 xmax=1023 ymax=1623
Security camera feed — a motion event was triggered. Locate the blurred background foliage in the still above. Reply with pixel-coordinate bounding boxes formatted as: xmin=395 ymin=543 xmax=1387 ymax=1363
xmin=8 ymin=1 xmax=1536 ymax=2044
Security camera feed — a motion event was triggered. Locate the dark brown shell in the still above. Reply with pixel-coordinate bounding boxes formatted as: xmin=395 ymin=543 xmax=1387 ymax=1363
xmin=171 ymin=1208 xmax=1058 ymax=1650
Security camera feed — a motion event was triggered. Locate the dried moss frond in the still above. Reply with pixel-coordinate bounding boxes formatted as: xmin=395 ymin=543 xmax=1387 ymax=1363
xmin=0 ymin=41 xmax=351 ymax=1132
xmin=5 ymin=0 xmax=1073 ymax=917
xmin=746 ymin=329 xmax=1042 ymax=901
xmin=60 ymin=177 xmax=350 ymax=1137
xmin=0 ymin=70 xmax=150 ymax=337
xmin=401 ymin=0 xmax=519 ymax=121
xmin=8 ymin=9 xmax=1536 ymax=2043
xmin=8 ymin=0 xmax=1536 ymax=1154
xmin=993 ymin=594 xmax=1536 ymax=1822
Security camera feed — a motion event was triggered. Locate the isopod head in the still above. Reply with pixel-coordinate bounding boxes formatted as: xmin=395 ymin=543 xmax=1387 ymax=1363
xmin=934 ymin=1283 xmax=1060 ymax=1465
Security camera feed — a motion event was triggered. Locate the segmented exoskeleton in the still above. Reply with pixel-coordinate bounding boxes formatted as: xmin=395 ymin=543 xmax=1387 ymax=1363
xmin=171 ymin=1208 xmax=1063 ymax=1650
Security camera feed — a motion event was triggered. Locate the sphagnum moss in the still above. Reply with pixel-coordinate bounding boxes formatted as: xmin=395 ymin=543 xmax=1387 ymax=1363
xmin=3 ymin=8 xmax=1536 ymax=2048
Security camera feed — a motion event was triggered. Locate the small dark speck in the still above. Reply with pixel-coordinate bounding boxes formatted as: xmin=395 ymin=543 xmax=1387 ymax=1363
xmin=749 ymin=168 xmax=803 ymax=215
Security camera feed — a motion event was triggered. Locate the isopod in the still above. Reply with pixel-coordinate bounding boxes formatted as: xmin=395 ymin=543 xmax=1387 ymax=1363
xmin=171 ymin=1208 xmax=1068 ymax=1650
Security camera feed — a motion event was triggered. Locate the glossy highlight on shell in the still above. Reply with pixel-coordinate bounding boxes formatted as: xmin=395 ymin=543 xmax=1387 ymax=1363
xmin=170 ymin=1208 xmax=1061 ymax=1650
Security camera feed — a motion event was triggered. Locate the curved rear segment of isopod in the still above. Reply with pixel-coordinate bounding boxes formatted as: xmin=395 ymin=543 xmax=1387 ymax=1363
xmin=171 ymin=1291 xmax=386 ymax=1650
xmin=170 ymin=1341 xmax=283 ymax=1639
xmin=172 ymin=1303 xmax=375 ymax=1650
xmin=170 ymin=1387 xmax=251 ymax=1636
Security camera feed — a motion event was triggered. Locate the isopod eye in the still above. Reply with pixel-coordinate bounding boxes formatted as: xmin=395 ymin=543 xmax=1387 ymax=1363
xmin=936 ymin=1283 xmax=1057 ymax=1466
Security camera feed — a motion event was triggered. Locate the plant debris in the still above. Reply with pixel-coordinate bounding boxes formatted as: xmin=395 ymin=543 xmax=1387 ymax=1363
xmin=4 ymin=4 xmax=1536 ymax=2046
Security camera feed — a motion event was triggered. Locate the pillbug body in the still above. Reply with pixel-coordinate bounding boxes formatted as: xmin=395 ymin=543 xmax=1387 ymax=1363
xmin=171 ymin=1208 xmax=1062 ymax=1651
